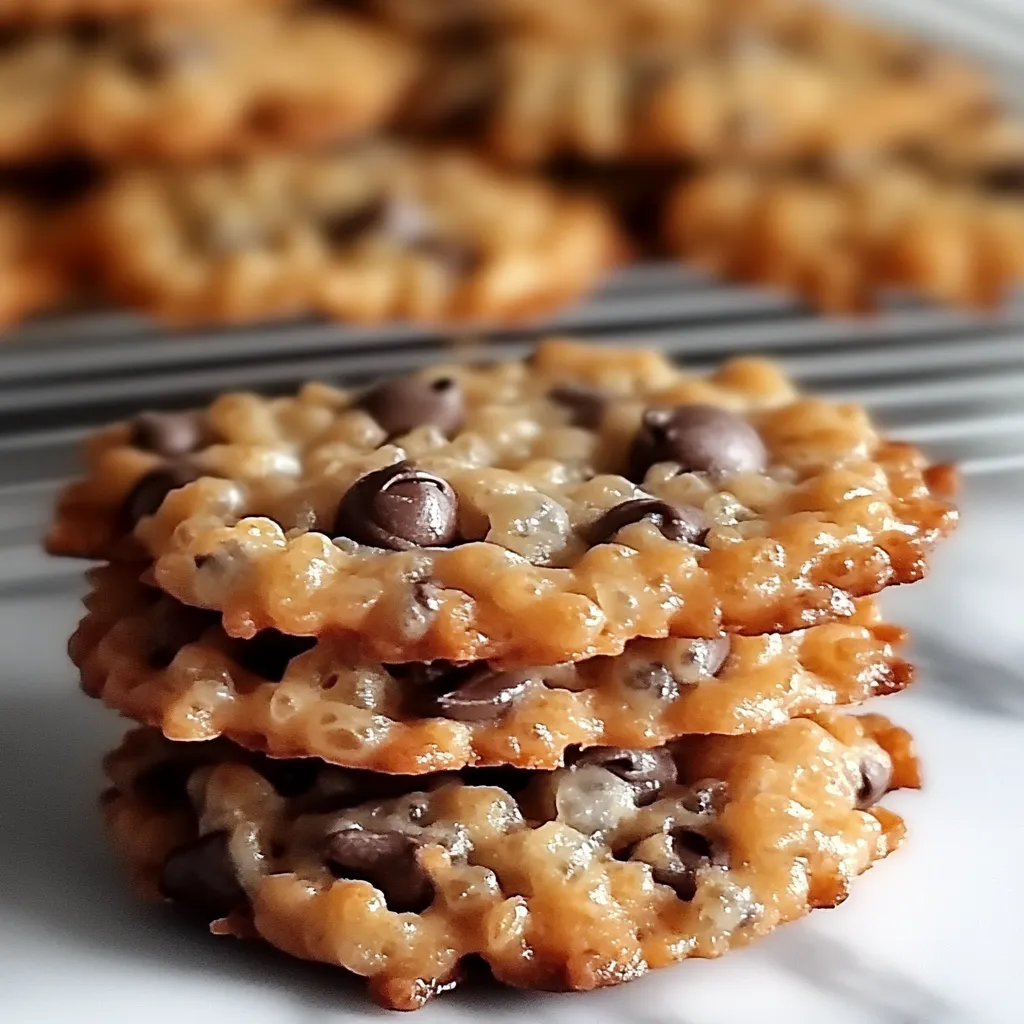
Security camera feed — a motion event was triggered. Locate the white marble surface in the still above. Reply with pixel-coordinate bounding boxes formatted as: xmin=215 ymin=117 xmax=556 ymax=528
xmin=1 ymin=471 xmax=1022 ymax=1024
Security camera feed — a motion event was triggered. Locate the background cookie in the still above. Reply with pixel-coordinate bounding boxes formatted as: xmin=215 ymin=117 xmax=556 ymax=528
xmin=0 ymin=9 xmax=414 ymax=163
xmin=103 ymin=712 xmax=916 ymax=1008
xmin=73 ymin=143 xmax=621 ymax=324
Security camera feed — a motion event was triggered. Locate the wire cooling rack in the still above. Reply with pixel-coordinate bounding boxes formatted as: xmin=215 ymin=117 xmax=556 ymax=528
xmin=0 ymin=0 xmax=1022 ymax=586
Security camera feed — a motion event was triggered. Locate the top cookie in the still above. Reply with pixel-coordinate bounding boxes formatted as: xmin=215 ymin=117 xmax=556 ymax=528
xmin=0 ymin=9 xmax=413 ymax=163
xmin=48 ymin=339 xmax=956 ymax=665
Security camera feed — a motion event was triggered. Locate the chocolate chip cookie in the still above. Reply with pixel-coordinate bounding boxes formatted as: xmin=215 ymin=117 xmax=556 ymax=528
xmin=48 ymin=339 xmax=956 ymax=664
xmin=72 ymin=562 xmax=911 ymax=771
xmin=406 ymin=27 xmax=987 ymax=166
xmin=663 ymin=158 xmax=1024 ymax=312
xmin=0 ymin=9 xmax=414 ymax=162
xmin=76 ymin=142 xmax=619 ymax=324
xmin=103 ymin=712 xmax=916 ymax=1008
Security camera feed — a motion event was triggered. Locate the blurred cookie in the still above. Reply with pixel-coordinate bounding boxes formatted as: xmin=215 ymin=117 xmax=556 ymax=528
xmin=76 ymin=142 xmax=620 ymax=324
xmin=0 ymin=9 xmax=414 ymax=162
xmin=663 ymin=158 xmax=1024 ymax=312
xmin=103 ymin=712 xmax=915 ymax=1008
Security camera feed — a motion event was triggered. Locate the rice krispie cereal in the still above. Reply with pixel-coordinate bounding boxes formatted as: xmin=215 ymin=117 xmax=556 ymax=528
xmin=103 ymin=712 xmax=916 ymax=1008
xmin=663 ymin=160 xmax=1024 ymax=312
xmin=48 ymin=340 xmax=957 ymax=664
xmin=75 ymin=143 xmax=620 ymax=324
xmin=406 ymin=29 xmax=986 ymax=166
xmin=0 ymin=9 xmax=414 ymax=162
xmin=72 ymin=562 xmax=911 ymax=771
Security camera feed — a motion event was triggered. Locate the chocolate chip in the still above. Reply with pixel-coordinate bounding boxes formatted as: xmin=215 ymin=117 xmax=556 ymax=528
xmin=359 ymin=374 xmax=465 ymax=438
xmin=680 ymin=779 xmax=729 ymax=816
xmin=549 ymin=384 xmax=608 ymax=429
xmin=629 ymin=404 xmax=768 ymax=481
xmin=333 ymin=461 xmax=459 ymax=551
xmin=574 ymin=746 xmax=677 ymax=806
xmin=120 ymin=462 xmax=203 ymax=531
xmin=147 ymin=596 xmax=219 ymax=669
xmin=160 ymin=831 xmax=248 ymax=920
xmin=130 ymin=411 xmax=209 ymax=457
xmin=625 ymin=663 xmax=680 ymax=701
xmin=322 ymin=828 xmax=433 ymax=913
xmin=652 ymin=828 xmax=718 ymax=901
xmin=323 ymin=199 xmax=389 ymax=246
xmin=420 ymin=664 xmax=531 ymax=723
xmin=134 ymin=760 xmax=193 ymax=812
xmin=232 ymin=630 xmax=316 ymax=682
xmin=979 ymin=163 xmax=1024 ymax=195
xmin=121 ymin=31 xmax=211 ymax=79
xmin=587 ymin=498 xmax=708 ymax=545
xmin=414 ymin=237 xmax=481 ymax=276
xmin=855 ymin=750 xmax=892 ymax=809
xmin=248 ymin=754 xmax=320 ymax=797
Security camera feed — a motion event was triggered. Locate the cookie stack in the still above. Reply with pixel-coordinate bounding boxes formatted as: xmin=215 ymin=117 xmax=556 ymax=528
xmin=49 ymin=338 xmax=956 ymax=1008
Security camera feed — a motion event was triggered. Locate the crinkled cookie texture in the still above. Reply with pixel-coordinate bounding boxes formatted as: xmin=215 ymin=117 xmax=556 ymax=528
xmin=75 ymin=143 xmax=620 ymax=325
xmin=663 ymin=160 xmax=1024 ymax=312
xmin=48 ymin=339 xmax=957 ymax=664
xmin=405 ymin=25 xmax=986 ymax=166
xmin=72 ymin=563 xmax=912 ymax=772
xmin=0 ymin=197 xmax=67 ymax=325
xmin=0 ymin=9 xmax=413 ymax=163
xmin=103 ymin=713 xmax=917 ymax=1009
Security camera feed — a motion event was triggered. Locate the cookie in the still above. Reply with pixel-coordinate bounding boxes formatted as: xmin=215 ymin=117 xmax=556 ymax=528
xmin=74 ymin=142 xmax=620 ymax=324
xmin=406 ymin=29 xmax=987 ymax=166
xmin=0 ymin=196 xmax=67 ymax=325
xmin=103 ymin=713 xmax=916 ymax=1008
xmin=0 ymin=0 xmax=288 ymax=24
xmin=0 ymin=10 xmax=413 ymax=163
xmin=47 ymin=339 xmax=957 ymax=664
xmin=72 ymin=562 xmax=912 ymax=772
xmin=663 ymin=160 xmax=1024 ymax=313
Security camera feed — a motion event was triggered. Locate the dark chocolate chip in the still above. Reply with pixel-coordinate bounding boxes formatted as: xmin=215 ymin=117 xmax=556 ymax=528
xmin=680 ymin=779 xmax=729 ymax=816
xmin=651 ymin=828 xmax=718 ymax=901
xmin=120 ymin=462 xmax=203 ymax=531
xmin=333 ymin=461 xmax=459 ymax=551
xmin=121 ymin=31 xmax=211 ymax=79
xmin=855 ymin=750 xmax=892 ymax=809
xmin=549 ymin=384 xmax=608 ymax=430
xmin=414 ymin=236 xmax=481 ymax=276
xmin=625 ymin=662 xmax=680 ymax=701
xmin=322 ymin=828 xmax=433 ymax=913
xmin=232 ymin=630 xmax=316 ymax=683
xmin=978 ymin=163 xmax=1024 ymax=195
xmin=628 ymin=404 xmax=768 ymax=481
xmin=147 ymin=596 xmax=219 ymax=669
xmin=130 ymin=411 xmax=209 ymax=457
xmin=420 ymin=664 xmax=531 ymax=723
xmin=587 ymin=498 xmax=708 ymax=545
xmin=248 ymin=753 xmax=320 ymax=797
xmin=160 ymin=831 xmax=248 ymax=920
xmin=323 ymin=198 xmax=388 ymax=246
xmin=360 ymin=374 xmax=465 ymax=438
xmin=134 ymin=760 xmax=193 ymax=812
xmin=574 ymin=746 xmax=677 ymax=806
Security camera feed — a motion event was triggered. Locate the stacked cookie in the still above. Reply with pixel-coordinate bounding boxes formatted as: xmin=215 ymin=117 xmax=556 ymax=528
xmin=49 ymin=338 xmax=956 ymax=1008
xmin=2 ymin=0 xmax=1023 ymax=328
